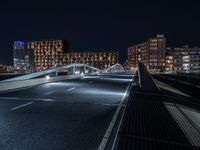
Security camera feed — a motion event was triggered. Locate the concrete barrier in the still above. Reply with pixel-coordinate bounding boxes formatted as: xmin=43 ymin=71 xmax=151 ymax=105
xmin=0 ymin=74 xmax=83 ymax=93
xmin=136 ymin=63 xmax=160 ymax=92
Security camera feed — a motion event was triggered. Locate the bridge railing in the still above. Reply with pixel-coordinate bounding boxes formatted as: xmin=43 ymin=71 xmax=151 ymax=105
xmin=104 ymin=63 xmax=125 ymax=73
xmin=1 ymin=63 xmax=101 ymax=82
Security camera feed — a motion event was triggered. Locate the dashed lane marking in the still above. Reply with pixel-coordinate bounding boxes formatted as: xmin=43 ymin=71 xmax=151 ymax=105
xmin=11 ymin=102 xmax=33 ymax=111
xmin=67 ymin=87 xmax=76 ymax=91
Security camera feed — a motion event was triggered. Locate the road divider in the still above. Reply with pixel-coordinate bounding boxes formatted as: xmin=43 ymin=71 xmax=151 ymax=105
xmin=0 ymin=74 xmax=82 ymax=93
xmin=136 ymin=63 xmax=160 ymax=92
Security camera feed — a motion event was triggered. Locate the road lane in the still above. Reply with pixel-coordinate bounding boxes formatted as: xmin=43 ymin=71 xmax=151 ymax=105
xmin=0 ymin=73 xmax=133 ymax=150
xmin=0 ymin=75 xmax=130 ymax=104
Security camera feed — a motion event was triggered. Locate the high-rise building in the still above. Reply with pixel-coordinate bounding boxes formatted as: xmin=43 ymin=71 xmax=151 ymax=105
xmin=148 ymin=34 xmax=166 ymax=71
xmin=13 ymin=41 xmax=28 ymax=72
xmin=165 ymin=46 xmax=200 ymax=73
xmin=13 ymin=40 xmax=69 ymax=72
xmin=128 ymin=34 xmax=166 ymax=72
xmin=63 ymin=51 xmax=118 ymax=69
xmin=127 ymin=42 xmax=147 ymax=71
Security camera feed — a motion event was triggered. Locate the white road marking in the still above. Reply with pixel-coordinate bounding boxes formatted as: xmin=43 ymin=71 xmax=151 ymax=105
xmin=196 ymin=85 xmax=200 ymax=89
xmin=159 ymin=77 xmax=200 ymax=88
xmin=165 ymin=103 xmax=200 ymax=147
xmin=43 ymin=91 xmax=55 ymax=96
xmin=89 ymin=81 xmax=94 ymax=84
xmin=154 ymin=79 xmax=190 ymax=97
xmin=98 ymin=82 xmax=132 ymax=150
xmin=11 ymin=102 xmax=33 ymax=111
xmin=0 ymin=97 xmax=55 ymax=102
xmin=93 ymin=103 xmax=125 ymax=106
xmin=67 ymin=87 xmax=76 ymax=91
xmin=179 ymin=80 xmax=191 ymax=85
xmin=111 ymin=98 xmax=128 ymax=150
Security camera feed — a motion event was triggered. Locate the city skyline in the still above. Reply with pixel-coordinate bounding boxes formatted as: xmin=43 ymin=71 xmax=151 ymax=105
xmin=0 ymin=0 xmax=200 ymax=65
xmin=13 ymin=39 xmax=118 ymax=73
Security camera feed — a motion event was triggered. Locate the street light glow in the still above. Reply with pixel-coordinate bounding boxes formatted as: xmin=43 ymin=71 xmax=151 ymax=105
xmin=46 ymin=75 xmax=50 ymax=80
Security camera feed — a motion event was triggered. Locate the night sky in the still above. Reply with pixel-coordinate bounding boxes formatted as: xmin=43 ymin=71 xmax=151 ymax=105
xmin=0 ymin=0 xmax=199 ymax=65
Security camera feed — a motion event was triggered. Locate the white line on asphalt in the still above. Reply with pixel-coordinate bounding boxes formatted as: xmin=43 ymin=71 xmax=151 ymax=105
xmin=179 ymin=80 xmax=191 ymax=85
xmin=154 ymin=79 xmax=190 ymax=97
xmin=0 ymin=97 xmax=55 ymax=102
xmin=196 ymin=85 xmax=200 ymax=89
xmin=165 ymin=103 xmax=200 ymax=147
xmin=11 ymin=102 xmax=33 ymax=111
xmin=89 ymin=81 xmax=94 ymax=84
xmin=160 ymin=77 xmax=200 ymax=88
xmin=111 ymin=98 xmax=128 ymax=150
xmin=93 ymin=103 xmax=125 ymax=106
xmin=67 ymin=87 xmax=76 ymax=91
xmin=98 ymin=82 xmax=132 ymax=150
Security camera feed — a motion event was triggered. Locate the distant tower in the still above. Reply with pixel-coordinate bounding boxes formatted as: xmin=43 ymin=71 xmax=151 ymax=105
xmin=13 ymin=41 xmax=28 ymax=73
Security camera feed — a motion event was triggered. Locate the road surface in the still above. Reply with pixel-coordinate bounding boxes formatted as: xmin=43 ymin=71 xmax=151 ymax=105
xmin=0 ymin=73 xmax=133 ymax=150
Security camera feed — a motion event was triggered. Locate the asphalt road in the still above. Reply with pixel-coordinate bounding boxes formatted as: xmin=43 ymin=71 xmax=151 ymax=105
xmin=0 ymin=73 xmax=133 ymax=150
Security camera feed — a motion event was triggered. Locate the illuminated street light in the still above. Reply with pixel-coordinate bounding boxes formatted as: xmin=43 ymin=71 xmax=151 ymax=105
xmin=46 ymin=75 xmax=50 ymax=80
xmin=85 ymin=70 xmax=89 ymax=74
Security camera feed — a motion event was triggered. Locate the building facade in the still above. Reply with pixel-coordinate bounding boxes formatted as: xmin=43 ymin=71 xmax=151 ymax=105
xmin=63 ymin=51 xmax=118 ymax=69
xmin=165 ymin=46 xmax=200 ymax=73
xmin=128 ymin=42 xmax=148 ymax=71
xmin=14 ymin=40 xmax=118 ymax=72
xmin=128 ymin=34 xmax=166 ymax=72
xmin=30 ymin=40 xmax=68 ymax=70
xmin=13 ymin=40 xmax=69 ymax=72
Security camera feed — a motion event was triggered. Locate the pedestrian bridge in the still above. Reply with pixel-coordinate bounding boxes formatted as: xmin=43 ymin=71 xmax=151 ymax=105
xmin=104 ymin=63 xmax=125 ymax=73
xmin=2 ymin=63 xmax=125 ymax=82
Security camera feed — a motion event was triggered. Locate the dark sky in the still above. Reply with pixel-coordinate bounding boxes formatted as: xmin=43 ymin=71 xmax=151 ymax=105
xmin=0 ymin=0 xmax=200 ymax=65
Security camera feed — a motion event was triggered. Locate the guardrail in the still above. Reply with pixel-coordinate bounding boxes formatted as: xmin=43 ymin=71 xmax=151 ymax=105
xmin=0 ymin=74 xmax=83 ymax=93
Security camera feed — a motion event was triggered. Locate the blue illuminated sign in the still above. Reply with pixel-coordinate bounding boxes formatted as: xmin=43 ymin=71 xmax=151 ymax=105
xmin=14 ymin=41 xmax=25 ymax=47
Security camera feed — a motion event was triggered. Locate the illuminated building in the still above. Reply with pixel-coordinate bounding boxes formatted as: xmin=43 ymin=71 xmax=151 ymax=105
xmin=29 ymin=40 xmax=68 ymax=70
xmin=166 ymin=46 xmax=200 ymax=73
xmin=13 ymin=41 xmax=28 ymax=72
xmin=63 ymin=51 xmax=118 ymax=69
xmin=148 ymin=34 xmax=166 ymax=72
xmin=128 ymin=34 xmax=166 ymax=72
xmin=128 ymin=42 xmax=147 ymax=71
xmin=0 ymin=64 xmax=14 ymax=73
xmin=14 ymin=39 xmax=118 ymax=72
xmin=13 ymin=40 xmax=69 ymax=72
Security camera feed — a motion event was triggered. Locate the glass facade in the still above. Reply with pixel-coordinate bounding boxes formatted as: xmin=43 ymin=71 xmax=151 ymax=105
xmin=166 ymin=47 xmax=200 ymax=73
